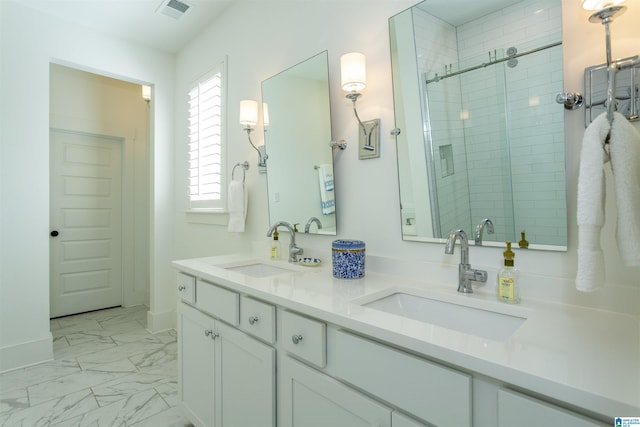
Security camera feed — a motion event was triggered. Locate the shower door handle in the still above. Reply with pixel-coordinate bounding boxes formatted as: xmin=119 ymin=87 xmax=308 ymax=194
xmin=556 ymin=92 xmax=583 ymax=110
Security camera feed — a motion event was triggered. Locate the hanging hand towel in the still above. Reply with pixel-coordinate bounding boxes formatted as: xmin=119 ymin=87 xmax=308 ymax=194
xmin=576 ymin=112 xmax=610 ymax=292
xmin=610 ymin=112 xmax=640 ymax=266
xmin=317 ymin=164 xmax=335 ymax=215
xmin=227 ymin=179 xmax=248 ymax=232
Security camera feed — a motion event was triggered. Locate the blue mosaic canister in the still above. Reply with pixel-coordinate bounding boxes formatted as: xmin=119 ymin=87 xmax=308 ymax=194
xmin=332 ymin=239 xmax=365 ymax=279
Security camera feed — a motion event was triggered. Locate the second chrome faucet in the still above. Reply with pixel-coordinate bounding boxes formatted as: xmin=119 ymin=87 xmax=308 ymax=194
xmin=266 ymin=221 xmax=303 ymax=263
xmin=445 ymin=229 xmax=487 ymax=293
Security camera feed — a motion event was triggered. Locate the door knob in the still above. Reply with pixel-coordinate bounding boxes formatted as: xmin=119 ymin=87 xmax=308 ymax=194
xmin=50 ymin=230 xmax=59 ymax=237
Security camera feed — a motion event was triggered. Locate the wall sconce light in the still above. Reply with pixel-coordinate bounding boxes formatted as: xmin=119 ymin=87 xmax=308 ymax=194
xmin=582 ymin=0 xmax=627 ymax=59
xmin=141 ymin=85 xmax=151 ymax=103
xmin=239 ymin=99 xmax=267 ymax=172
xmin=340 ymin=52 xmax=380 ymax=159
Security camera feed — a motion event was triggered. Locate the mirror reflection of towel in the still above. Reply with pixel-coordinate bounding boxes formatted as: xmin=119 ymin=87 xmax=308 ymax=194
xmin=317 ymin=164 xmax=335 ymax=215
xmin=228 ymin=180 xmax=248 ymax=232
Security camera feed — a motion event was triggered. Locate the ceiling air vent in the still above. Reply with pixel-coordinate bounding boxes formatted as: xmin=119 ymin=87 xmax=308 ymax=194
xmin=156 ymin=0 xmax=191 ymax=20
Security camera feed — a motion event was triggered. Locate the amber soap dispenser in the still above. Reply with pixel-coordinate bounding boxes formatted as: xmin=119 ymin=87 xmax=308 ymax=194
xmin=498 ymin=241 xmax=520 ymax=303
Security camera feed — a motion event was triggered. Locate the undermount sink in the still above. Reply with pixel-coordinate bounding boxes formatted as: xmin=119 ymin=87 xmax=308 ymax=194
xmin=224 ymin=262 xmax=296 ymax=278
xmin=363 ymin=292 xmax=526 ymax=342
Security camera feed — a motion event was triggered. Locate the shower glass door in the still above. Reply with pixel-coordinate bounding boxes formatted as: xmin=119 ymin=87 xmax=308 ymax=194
xmin=424 ymin=38 xmax=565 ymax=244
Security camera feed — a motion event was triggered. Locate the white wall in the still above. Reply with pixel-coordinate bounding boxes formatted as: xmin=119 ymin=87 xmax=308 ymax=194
xmin=0 ymin=1 xmax=175 ymax=372
xmin=174 ymin=0 xmax=639 ymax=315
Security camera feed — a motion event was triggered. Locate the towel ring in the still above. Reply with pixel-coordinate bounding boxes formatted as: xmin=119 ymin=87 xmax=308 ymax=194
xmin=232 ymin=161 xmax=249 ymax=183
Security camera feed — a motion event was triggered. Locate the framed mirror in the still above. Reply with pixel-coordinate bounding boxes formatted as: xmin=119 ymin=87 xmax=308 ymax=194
xmin=262 ymin=51 xmax=337 ymax=235
xmin=389 ymin=0 xmax=567 ymax=250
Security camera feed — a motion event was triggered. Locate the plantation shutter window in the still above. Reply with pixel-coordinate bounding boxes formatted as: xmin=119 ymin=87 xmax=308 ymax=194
xmin=188 ymin=66 xmax=225 ymax=209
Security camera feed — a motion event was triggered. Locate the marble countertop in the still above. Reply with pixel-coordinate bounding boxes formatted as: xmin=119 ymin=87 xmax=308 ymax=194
xmin=172 ymin=254 xmax=640 ymax=419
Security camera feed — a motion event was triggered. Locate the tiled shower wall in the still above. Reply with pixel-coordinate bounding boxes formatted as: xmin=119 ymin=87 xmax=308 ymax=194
xmin=413 ymin=0 xmax=566 ymax=245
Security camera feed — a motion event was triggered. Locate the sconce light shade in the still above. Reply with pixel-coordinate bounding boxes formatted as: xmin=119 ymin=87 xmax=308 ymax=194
xmin=239 ymin=99 xmax=258 ymax=126
xmin=141 ymin=85 xmax=151 ymax=102
xmin=340 ymin=52 xmax=366 ymax=92
xmin=262 ymin=102 xmax=270 ymax=127
xmin=581 ymin=0 xmax=624 ymax=10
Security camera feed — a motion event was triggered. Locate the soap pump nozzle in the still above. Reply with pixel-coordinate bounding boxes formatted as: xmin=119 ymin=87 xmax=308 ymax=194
xmin=503 ymin=241 xmax=515 ymax=267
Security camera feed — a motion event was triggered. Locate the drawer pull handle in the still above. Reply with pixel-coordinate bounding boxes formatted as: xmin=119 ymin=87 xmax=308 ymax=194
xmin=249 ymin=316 xmax=259 ymax=325
xmin=204 ymin=330 xmax=219 ymax=340
xmin=292 ymin=334 xmax=303 ymax=344
xmin=178 ymin=285 xmax=186 ymax=291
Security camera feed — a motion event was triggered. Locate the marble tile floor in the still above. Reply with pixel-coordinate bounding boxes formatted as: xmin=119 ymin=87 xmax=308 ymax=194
xmin=0 ymin=305 xmax=193 ymax=427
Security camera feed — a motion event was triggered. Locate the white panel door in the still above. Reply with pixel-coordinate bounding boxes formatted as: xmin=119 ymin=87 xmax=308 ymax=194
xmin=50 ymin=129 xmax=123 ymax=318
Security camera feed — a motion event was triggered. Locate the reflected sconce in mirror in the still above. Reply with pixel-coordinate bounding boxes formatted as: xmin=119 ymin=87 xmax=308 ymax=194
xmin=141 ymin=85 xmax=151 ymax=103
xmin=340 ymin=52 xmax=380 ymax=159
xmin=240 ymin=99 xmax=267 ymax=173
xmin=262 ymin=102 xmax=270 ymax=127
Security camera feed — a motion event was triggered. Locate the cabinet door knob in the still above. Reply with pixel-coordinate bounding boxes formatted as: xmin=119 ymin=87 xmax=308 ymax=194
xmin=249 ymin=316 xmax=259 ymax=325
xmin=292 ymin=334 xmax=303 ymax=344
xmin=178 ymin=285 xmax=186 ymax=291
xmin=50 ymin=230 xmax=59 ymax=237
xmin=204 ymin=329 xmax=219 ymax=339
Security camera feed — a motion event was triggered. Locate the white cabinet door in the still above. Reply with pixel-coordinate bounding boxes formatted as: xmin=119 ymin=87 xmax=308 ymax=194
xmin=498 ymin=390 xmax=606 ymax=427
xmin=279 ymin=356 xmax=391 ymax=427
xmin=392 ymin=412 xmax=429 ymax=427
xmin=218 ymin=321 xmax=275 ymax=427
xmin=178 ymin=302 xmax=217 ymax=427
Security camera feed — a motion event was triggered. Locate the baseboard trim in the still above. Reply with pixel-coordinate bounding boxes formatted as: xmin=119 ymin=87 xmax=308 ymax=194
xmin=0 ymin=334 xmax=53 ymax=373
xmin=146 ymin=309 xmax=175 ymax=333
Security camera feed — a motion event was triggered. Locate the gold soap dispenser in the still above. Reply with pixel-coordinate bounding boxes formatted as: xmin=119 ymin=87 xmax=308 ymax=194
xmin=270 ymin=229 xmax=281 ymax=260
xmin=518 ymin=230 xmax=529 ymax=249
xmin=498 ymin=241 xmax=520 ymax=304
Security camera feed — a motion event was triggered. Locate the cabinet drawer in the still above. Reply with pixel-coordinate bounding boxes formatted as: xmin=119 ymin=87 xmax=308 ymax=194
xmin=177 ymin=272 xmax=196 ymax=304
xmin=281 ymin=310 xmax=326 ymax=368
xmin=498 ymin=389 xmax=606 ymax=427
xmin=196 ymin=279 xmax=239 ymax=326
xmin=240 ymin=296 xmax=276 ymax=344
xmin=332 ymin=330 xmax=471 ymax=427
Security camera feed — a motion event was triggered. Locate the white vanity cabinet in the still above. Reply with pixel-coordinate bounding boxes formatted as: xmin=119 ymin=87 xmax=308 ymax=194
xmin=177 ymin=301 xmax=216 ymax=427
xmin=177 ymin=293 xmax=276 ymax=427
xmin=174 ymin=260 xmax=616 ymax=427
xmin=176 ymin=272 xmax=196 ymax=304
xmin=497 ymin=389 xmax=607 ymax=427
xmin=279 ymin=355 xmax=392 ymax=427
xmin=330 ymin=329 xmax=471 ymax=427
xmin=277 ymin=309 xmax=430 ymax=427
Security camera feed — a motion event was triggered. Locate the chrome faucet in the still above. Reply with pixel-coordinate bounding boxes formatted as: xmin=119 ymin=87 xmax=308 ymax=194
xmin=474 ymin=218 xmax=494 ymax=246
xmin=445 ymin=229 xmax=487 ymax=293
xmin=266 ymin=221 xmax=303 ymax=263
xmin=304 ymin=217 xmax=322 ymax=233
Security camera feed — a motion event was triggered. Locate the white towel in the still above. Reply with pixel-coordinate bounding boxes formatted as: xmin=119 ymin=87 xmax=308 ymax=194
xmin=317 ymin=164 xmax=335 ymax=215
xmin=227 ymin=179 xmax=248 ymax=232
xmin=610 ymin=112 xmax=640 ymax=266
xmin=576 ymin=112 xmax=609 ymax=292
